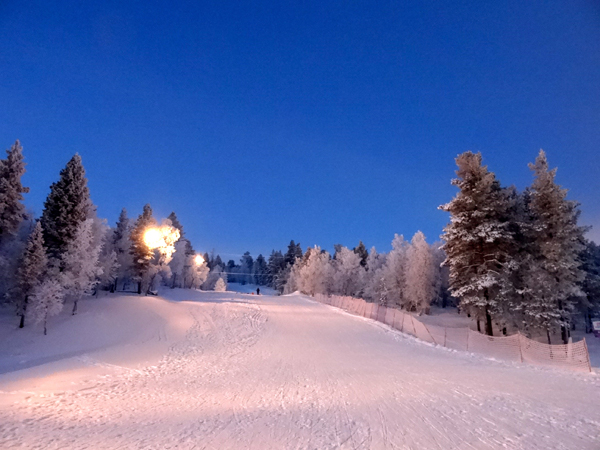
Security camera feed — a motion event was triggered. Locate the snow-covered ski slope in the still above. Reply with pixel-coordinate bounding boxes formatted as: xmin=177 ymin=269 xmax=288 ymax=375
xmin=1 ymin=289 xmax=599 ymax=449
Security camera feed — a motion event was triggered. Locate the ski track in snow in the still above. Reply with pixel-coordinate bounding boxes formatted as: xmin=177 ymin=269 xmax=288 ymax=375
xmin=1 ymin=292 xmax=599 ymax=449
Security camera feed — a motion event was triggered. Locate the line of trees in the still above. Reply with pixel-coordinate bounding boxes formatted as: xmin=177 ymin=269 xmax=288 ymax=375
xmin=280 ymin=235 xmax=449 ymax=316
xmin=1 ymin=141 xmax=598 ymax=342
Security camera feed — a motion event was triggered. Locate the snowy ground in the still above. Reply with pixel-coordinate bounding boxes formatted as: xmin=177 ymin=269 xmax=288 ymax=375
xmin=1 ymin=290 xmax=599 ymax=449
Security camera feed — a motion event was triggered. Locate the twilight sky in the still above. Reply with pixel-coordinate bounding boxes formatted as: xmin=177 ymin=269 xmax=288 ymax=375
xmin=1 ymin=0 xmax=599 ymax=259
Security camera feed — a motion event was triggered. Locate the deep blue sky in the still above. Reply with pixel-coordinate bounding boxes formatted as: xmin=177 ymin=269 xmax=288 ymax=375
xmin=1 ymin=0 xmax=599 ymax=259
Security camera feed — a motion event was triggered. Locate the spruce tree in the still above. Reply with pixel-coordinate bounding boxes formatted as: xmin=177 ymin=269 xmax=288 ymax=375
xmin=15 ymin=221 xmax=47 ymax=328
xmin=0 ymin=140 xmax=30 ymax=242
xmin=112 ymin=208 xmax=133 ymax=290
xmin=439 ymin=152 xmax=516 ymax=336
xmin=284 ymin=240 xmax=298 ymax=266
xmin=267 ymin=250 xmax=285 ymax=288
xmin=252 ymin=254 xmax=268 ymax=285
xmin=41 ymin=154 xmax=93 ymax=260
xmin=167 ymin=211 xmax=194 ymax=257
xmin=579 ymin=240 xmax=600 ymax=333
xmin=130 ymin=204 xmax=157 ymax=294
xmin=521 ymin=150 xmax=585 ymax=343
xmin=353 ymin=241 xmax=369 ymax=268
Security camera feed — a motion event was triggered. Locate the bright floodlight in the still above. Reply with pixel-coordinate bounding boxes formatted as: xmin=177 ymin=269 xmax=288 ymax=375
xmin=195 ymin=254 xmax=204 ymax=265
xmin=143 ymin=227 xmax=163 ymax=249
xmin=143 ymin=225 xmax=181 ymax=260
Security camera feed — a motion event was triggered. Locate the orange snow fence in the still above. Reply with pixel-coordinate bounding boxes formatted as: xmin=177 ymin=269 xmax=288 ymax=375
xmin=313 ymin=294 xmax=592 ymax=373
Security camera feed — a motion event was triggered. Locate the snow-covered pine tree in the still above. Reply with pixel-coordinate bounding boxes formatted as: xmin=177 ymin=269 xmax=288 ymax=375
xmin=41 ymin=154 xmax=94 ymax=261
xmin=439 ymin=152 xmax=516 ymax=336
xmin=353 ymin=241 xmax=369 ymax=268
xmin=62 ymin=218 xmax=103 ymax=314
xmin=129 ymin=204 xmax=157 ymax=294
xmin=112 ymin=208 xmax=133 ymax=291
xmin=214 ymin=276 xmax=227 ymax=292
xmin=579 ymin=239 xmax=600 ymax=333
xmin=15 ymin=221 xmax=47 ymax=328
xmin=404 ymin=231 xmax=436 ymax=315
xmin=27 ymin=277 xmax=64 ymax=335
xmin=166 ymin=211 xmax=195 ymax=257
xmin=520 ymin=150 xmax=586 ymax=343
xmin=0 ymin=140 xmax=30 ymax=243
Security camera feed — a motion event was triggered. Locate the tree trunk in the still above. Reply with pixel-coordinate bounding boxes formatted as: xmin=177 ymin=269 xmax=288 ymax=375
xmin=477 ymin=319 xmax=481 ymax=333
xmin=72 ymin=298 xmax=78 ymax=315
xmin=546 ymin=329 xmax=552 ymax=345
xmin=171 ymin=273 xmax=177 ymax=289
xmin=137 ymin=281 xmax=142 ymax=294
xmin=485 ymin=308 xmax=493 ymax=337
xmin=111 ymin=278 xmax=117 ymax=293
xmin=19 ymin=296 xmax=28 ymax=328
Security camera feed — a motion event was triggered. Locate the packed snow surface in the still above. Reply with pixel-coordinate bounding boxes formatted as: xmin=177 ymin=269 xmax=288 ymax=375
xmin=1 ymin=289 xmax=599 ymax=449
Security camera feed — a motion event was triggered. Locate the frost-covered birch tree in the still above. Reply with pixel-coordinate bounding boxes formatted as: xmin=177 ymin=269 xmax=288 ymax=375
xmin=331 ymin=246 xmax=364 ymax=297
xmin=363 ymin=247 xmax=387 ymax=303
xmin=404 ymin=231 xmax=436 ymax=314
xmin=380 ymin=234 xmax=409 ymax=307
xmin=287 ymin=246 xmax=332 ymax=296
xmin=27 ymin=277 xmax=64 ymax=335
xmin=61 ymin=218 xmax=103 ymax=314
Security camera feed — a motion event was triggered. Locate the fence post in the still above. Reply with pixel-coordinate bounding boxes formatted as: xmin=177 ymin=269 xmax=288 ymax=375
xmin=583 ymin=338 xmax=592 ymax=373
xmin=517 ymin=331 xmax=524 ymax=363
xmin=424 ymin=321 xmax=436 ymax=345
xmin=392 ymin=308 xmax=397 ymax=330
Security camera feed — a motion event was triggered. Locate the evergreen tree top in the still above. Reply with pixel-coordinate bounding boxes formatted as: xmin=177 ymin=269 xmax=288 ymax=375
xmin=41 ymin=153 xmax=93 ymax=258
xmin=0 ymin=140 xmax=30 ymax=238
xmin=167 ymin=212 xmax=184 ymax=236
